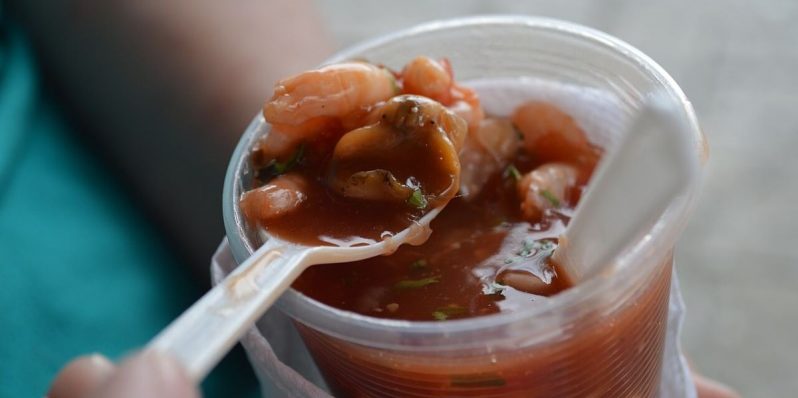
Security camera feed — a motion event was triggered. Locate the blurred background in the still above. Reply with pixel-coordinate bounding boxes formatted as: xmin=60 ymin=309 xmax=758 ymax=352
xmin=0 ymin=0 xmax=794 ymax=397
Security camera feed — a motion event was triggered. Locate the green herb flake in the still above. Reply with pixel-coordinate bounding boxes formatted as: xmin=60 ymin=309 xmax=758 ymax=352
xmin=432 ymin=311 xmax=448 ymax=321
xmin=394 ymin=276 xmax=439 ymax=289
xmin=512 ymin=123 xmax=524 ymax=140
xmin=407 ymin=188 xmax=428 ymax=210
xmin=431 ymin=305 xmax=467 ymax=321
xmin=410 ymin=259 xmax=428 ymax=270
xmin=451 ymin=374 xmax=507 ymax=388
xmin=539 ymin=189 xmax=561 ymax=208
xmin=262 ymin=143 xmax=305 ymax=179
xmin=503 ymin=164 xmax=522 ymax=181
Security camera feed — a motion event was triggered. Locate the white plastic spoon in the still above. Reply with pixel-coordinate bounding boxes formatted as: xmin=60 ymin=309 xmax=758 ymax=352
xmin=147 ymin=207 xmax=440 ymax=382
xmin=552 ymin=92 xmax=701 ymax=282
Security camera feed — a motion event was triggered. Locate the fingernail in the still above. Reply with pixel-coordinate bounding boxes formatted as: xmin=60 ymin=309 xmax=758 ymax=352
xmin=49 ymin=354 xmax=115 ymax=398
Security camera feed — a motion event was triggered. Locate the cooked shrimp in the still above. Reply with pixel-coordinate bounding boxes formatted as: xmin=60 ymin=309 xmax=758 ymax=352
xmin=255 ymin=127 xmax=304 ymax=163
xmin=401 ymin=56 xmax=452 ymax=102
xmin=448 ymin=82 xmax=484 ymax=134
xmin=264 ymin=62 xmax=397 ymax=127
xmin=401 ymin=56 xmax=484 ymax=132
xmin=240 ymin=173 xmax=309 ymax=222
xmin=512 ymin=101 xmax=599 ymax=168
xmin=379 ymin=93 xmax=467 ymax=151
xmin=498 ymin=270 xmax=553 ymax=295
xmin=329 ymin=95 xmax=465 ymax=207
xmin=516 ymin=163 xmax=579 ymax=221
xmin=459 ymin=118 xmax=520 ymax=199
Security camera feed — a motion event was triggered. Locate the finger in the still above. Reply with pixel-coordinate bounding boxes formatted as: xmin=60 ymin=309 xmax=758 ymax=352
xmin=89 ymin=350 xmax=200 ymax=398
xmin=48 ymin=354 xmax=116 ymax=398
xmin=694 ymin=373 xmax=741 ymax=398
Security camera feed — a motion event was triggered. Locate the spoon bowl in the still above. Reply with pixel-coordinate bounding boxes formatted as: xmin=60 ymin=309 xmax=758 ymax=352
xmin=147 ymin=111 xmax=445 ymax=382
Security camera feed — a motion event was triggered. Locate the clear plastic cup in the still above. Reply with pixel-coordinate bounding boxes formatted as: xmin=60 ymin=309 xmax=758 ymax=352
xmin=223 ymin=16 xmax=704 ymax=397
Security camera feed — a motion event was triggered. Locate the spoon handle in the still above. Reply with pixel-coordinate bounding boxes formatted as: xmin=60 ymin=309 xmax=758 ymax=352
xmin=147 ymin=240 xmax=309 ymax=382
xmin=554 ymin=92 xmax=700 ymax=281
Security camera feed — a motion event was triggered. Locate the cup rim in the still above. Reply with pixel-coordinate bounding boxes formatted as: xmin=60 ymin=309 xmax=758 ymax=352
xmin=223 ymin=15 xmax=703 ymax=349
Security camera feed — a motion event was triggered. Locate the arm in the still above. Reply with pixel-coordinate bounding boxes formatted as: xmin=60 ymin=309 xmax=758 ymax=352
xmin=9 ymin=0 xmax=332 ymax=278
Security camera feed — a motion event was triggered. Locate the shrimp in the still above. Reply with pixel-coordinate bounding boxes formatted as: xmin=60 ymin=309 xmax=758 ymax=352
xmin=254 ymin=126 xmax=304 ymax=163
xmin=401 ymin=56 xmax=484 ymax=132
xmin=459 ymin=118 xmax=520 ymax=199
xmin=516 ymin=163 xmax=579 ymax=222
xmin=259 ymin=62 xmax=397 ymax=162
xmin=448 ymin=84 xmax=485 ymax=134
xmin=498 ymin=270 xmax=555 ymax=295
xmin=512 ymin=101 xmax=599 ymax=168
xmin=401 ymin=56 xmax=452 ymax=102
xmin=329 ymin=95 xmax=466 ymax=207
xmin=240 ymin=173 xmax=309 ymax=222
xmin=264 ymin=62 xmax=397 ymax=126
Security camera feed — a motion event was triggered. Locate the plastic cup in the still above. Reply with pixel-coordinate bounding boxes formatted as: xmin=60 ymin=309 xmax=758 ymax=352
xmin=223 ymin=16 xmax=704 ymax=397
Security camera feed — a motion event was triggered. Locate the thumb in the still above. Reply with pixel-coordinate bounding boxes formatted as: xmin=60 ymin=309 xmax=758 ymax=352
xmin=89 ymin=351 xmax=200 ymax=398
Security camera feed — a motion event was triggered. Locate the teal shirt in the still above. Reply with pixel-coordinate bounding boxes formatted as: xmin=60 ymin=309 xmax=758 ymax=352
xmin=0 ymin=14 xmax=258 ymax=398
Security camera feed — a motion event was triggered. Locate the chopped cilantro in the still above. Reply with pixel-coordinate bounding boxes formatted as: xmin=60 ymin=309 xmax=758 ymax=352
xmin=410 ymin=259 xmax=428 ymax=270
xmin=432 ymin=311 xmax=448 ymax=321
xmin=539 ymin=189 xmax=561 ymax=207
xmin=394 ymin=276 xmax=439 ymax=289
xmin=407 ymin=188 xmax=428 ymax=209
xmin=260 ymin=143 xmax=305 ymax=180
xmin=503 ymin=164 xmax=522 ymax=181
xmin=512 ymin=123 xmax=524 ymax=140
xmin=431 ymin=305 xmax=467 ymax=320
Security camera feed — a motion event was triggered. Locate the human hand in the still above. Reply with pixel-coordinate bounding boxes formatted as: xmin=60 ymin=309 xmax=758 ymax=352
xmin=48 ymin=351 xmax=199 ymax=398
xmin=49 ymin=351 xmax=738 ymax=398
xmin=695 ymin=372 xmax=741 ymax=398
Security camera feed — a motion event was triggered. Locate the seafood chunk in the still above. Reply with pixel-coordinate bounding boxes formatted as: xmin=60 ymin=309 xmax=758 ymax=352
xmin=512 ymin=101 xmax=599 ymax=168
xmin=401 ymin=56 xmax=452 ymax=102
xmin=459 ymin=118 xmax=520 ymax=199
xmin=334 ymin=169 xmax=414 ymax=202
xmin=401 ymin=56 xmax=484 ymax=132
xmin=264 ymin=62 xmax=396 ymax=126
xmin=240 ymin=173 xmax=309 ymax=222
xmin=329 ymin=95 xmax=466 ymax=208
xmin=516 ymin=163 xmax=579 ymax=221
xmin=260 ymin=62 xmax=398 ymax=159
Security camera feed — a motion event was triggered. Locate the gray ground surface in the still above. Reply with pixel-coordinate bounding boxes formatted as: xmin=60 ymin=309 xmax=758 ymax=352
xmin=315 ymin=1 xmax=798 ymax=396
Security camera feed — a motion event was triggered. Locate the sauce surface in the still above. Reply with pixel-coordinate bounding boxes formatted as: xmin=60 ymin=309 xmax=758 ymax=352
xmin=241 ymin=58 xmax=602 ymax=321
xmin=250 ymin=139 xmax=426 ymax=246
xmin=292 ymin=149 xmax=591 ymax=321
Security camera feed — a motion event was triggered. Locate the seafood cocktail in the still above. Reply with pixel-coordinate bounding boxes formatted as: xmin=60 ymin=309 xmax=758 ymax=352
xmin=227 ymin=17 xmax=703 ymax=398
